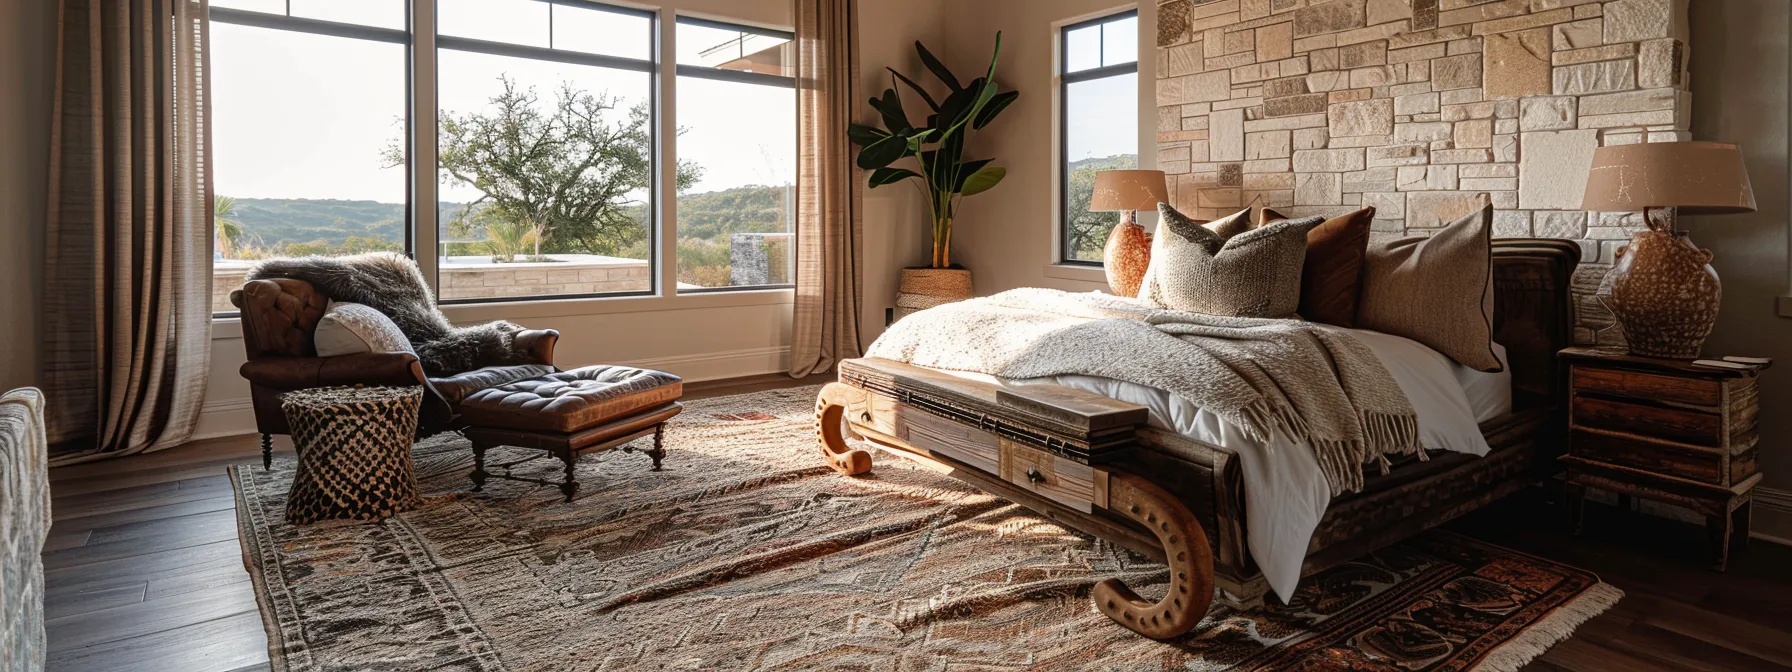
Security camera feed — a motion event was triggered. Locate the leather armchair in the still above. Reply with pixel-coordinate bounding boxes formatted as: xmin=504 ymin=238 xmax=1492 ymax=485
xmin=230 ymin=278 xmax=560 ymax=468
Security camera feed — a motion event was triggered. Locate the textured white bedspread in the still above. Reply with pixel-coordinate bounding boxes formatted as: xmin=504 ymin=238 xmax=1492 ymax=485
xmin=937 ymin=329 xmax=1509 ymax=603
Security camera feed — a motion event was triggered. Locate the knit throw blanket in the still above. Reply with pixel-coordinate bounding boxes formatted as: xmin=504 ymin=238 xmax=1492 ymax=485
xmin=865 ymin=288 xmax=1422 ymax=494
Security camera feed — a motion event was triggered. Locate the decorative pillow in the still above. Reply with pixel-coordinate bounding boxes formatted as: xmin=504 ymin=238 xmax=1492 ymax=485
xmin=1139 ymin=205 xmax=1322 ymax=318
xmin=1259 ymin=206 xmax=1375 ymax=328
xmin=1355 ymin=203 xmax=1502 ymax=372
xmin=314 ymin=301 xmax=416 ymax=357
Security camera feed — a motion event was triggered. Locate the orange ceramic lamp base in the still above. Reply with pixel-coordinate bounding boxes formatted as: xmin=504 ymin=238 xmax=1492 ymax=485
xmin=1103 ymin=210 xmax=1152 ymax=298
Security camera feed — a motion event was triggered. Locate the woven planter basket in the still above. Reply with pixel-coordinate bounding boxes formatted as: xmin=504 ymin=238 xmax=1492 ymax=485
xmin=894 ymin=267 xmax=973 ymax=320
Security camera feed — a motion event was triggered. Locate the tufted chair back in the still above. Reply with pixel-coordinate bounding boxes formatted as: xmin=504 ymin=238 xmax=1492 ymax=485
xmin=230 ymin=278 xmax=328 ymax=359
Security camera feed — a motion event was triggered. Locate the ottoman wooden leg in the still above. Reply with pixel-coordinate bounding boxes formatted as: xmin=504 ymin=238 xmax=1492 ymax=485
xmin=559 ymin=449 xmax=581 ymax=502
xmin=644 ymin=424 xmax=666 ymax=471
xmin=470 ymin=440 xmax=491 ymax=492
xmin=261 ymin=433 xmax=273 ymax=470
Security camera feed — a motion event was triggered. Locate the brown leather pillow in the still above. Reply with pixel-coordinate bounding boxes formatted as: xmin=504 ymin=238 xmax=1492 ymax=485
xmin=1258 ymin=206 xmax=1375 ymax=328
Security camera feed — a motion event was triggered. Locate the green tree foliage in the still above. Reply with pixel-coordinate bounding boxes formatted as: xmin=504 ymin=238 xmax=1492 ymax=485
xmin=396 ymin=76 xmax=702 ymax=256
xmin=1064 ymin=154 xmax=1138 ymax=262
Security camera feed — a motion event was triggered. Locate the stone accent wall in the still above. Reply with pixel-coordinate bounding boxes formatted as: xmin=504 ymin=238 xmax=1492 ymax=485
xmin=1155 ymin=0 xmax=1689 ymax=345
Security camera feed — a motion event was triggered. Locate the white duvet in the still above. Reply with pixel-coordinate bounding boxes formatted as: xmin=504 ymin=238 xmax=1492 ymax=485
xmin=936 ymin=328 xmax=1510 ymax=603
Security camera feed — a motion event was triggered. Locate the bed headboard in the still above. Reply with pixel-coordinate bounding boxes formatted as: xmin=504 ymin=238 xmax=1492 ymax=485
xmin=1490 ymin=239 xmax=1581 ymax=410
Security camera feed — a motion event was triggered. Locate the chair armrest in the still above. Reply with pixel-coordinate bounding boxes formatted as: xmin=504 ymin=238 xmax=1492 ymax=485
xmin=515 ymin=329 xmax=559 ymax=367
xmin=240 ymin=352 xmax=427 ymax=390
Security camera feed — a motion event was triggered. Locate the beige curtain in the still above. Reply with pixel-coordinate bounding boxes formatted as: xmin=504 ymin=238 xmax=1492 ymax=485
xmin=42 ymin=0 xmax=213 ymax=465
xmin=788 ymin=0 xmax=865 ymax=377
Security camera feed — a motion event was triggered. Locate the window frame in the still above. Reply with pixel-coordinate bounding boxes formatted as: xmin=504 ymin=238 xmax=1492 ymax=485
xmin=432 ymin=0 xmax=660 ymax=305
xmin=208 ymin=3 xmax=418 ymax=303
xmin=206 ymin=0 xmax=802 ymax=318
xmin=1057 ymin=8 xmax=1139 ymax=267
xmin=670 ymin=14 xmax=798 ymax=294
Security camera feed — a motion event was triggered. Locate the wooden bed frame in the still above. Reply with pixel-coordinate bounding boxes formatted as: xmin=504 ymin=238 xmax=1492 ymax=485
xmin=814 ymin=239 xmax=1581 ymax=639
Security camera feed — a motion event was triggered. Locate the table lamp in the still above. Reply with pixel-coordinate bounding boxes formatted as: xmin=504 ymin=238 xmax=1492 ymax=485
xmin=1581 ymin=141 xmax=1756 ymax=358
xmin=1090 ymin=169 xmax=1168 ymax=297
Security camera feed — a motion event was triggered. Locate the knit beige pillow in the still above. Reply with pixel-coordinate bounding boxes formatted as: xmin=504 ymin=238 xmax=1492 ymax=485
xmin=1356 ymin=203 xmax=1502 ymax=372
xmin=1139 ymin=205 xmax=1321 ymax=318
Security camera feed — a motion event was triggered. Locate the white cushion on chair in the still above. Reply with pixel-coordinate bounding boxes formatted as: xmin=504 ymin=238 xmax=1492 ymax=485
xmin=315 ymin=301 xmax=415 ymax=357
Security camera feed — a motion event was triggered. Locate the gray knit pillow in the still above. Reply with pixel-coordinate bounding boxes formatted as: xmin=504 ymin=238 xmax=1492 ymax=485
xmin=1139 ymin=206 xmax=1322 ymax=318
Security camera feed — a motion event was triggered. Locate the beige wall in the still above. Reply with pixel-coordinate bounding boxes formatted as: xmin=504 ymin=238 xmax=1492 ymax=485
xmin=942 ymin=0 xmax=1157 ymax=298
xmin=0 ymin=0 xmax=55 ymax=392
xmin=857 ymin=0 xmax=954 ymax=344
xmin=1683 ymin=0 xmax=1792 ymax=536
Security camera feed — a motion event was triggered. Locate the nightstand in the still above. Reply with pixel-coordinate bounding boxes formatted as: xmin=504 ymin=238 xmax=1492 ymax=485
xmin=1559 ymin=347 xmax=1767 ymax=571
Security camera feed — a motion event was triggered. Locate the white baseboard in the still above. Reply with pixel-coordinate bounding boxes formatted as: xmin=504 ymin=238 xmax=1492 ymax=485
xmin=187 ymin=346 xmax=793 ymax=441
xmin=611 ymin=346 xmax=790 ymax=384
xmin=190 ymin=396 xmax=257 ymax=442
xmin=1753 ymin=486 xmax=1792 ymax=547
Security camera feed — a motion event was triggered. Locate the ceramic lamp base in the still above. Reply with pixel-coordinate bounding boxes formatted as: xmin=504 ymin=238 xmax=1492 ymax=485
xmin=1598 ymin=229 xmax=1721 ymax=359
xmin=1103 ymin=210 xmax=1152 ymax=298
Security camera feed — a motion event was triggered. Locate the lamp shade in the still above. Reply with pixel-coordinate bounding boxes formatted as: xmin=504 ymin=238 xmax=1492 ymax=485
xmin=1581 ymin=141 xmax=1756 ymax=214
xmin=1091 ymin=170 xmax=1169 ymax=212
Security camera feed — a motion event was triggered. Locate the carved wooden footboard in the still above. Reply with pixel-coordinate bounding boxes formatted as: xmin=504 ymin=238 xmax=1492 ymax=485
xmin=814 ymin=363 xmax=1214 ymax=639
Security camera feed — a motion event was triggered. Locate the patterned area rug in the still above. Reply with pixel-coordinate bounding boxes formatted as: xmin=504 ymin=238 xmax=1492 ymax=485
xmin=232 ymin=385 xmax=1620 ymax=671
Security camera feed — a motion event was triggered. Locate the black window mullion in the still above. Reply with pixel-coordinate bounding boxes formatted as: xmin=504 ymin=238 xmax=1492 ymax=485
xmin=436 ymin=35 xmax=653 ymax=72
xmin=1058 ymin=9 xmax=1139 ymax=266
xmin=210 ymin=6 xmax=409 ymax=43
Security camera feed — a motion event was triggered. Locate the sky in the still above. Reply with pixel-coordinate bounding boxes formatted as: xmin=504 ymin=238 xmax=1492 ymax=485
xmin=207 ymin=1 xmax=1137 ymax=222
xmin=209 ymin=0 xmax=796 ymax=212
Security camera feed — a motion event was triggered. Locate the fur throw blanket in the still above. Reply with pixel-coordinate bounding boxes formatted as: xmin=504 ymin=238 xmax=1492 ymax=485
xmin=248 ymin=253 xmax=535 ymax=376
xmin=866 ymin=288 xmax=1422 ymax=495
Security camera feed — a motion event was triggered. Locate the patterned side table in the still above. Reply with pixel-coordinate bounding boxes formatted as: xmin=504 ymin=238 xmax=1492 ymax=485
xmin=280 ymin=386 xmax=424 ymax=525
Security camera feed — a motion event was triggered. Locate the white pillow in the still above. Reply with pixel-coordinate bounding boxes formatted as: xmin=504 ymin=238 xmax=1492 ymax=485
xmin=314 ymin=301 xmax=415 ymax=357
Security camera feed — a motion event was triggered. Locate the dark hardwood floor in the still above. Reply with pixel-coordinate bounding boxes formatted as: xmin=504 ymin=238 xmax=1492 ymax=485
xmin=40 ymin=372 xmax=1792 ymax=671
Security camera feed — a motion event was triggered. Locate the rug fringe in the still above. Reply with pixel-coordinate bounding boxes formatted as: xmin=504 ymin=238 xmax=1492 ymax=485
xmin=1470 ymin=582 xmax=1624 ymax=672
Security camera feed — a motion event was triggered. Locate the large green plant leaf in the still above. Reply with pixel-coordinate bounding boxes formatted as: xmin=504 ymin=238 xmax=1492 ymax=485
xmin=847 ymin=123 xmax=889 ymax=147
xmin=972 ymin=90 xmax=1019 ymax=130
xmin=869 ymin=167 xmax=921 ymax=188
xmin=936 ymin=78 xmax=984 ymax=132
xmin=960 ymin=165 xmax=1007 ymax=196
xmin=952 ymin=159 xmax=993 ymax=191
xmin=886 ymin=68 xmax=940 ymax=111
xmin=870 ymin=89 xmax=910 ymax=133
xmin=856 ymin=133 xmax=909 ymax=170
xmin=915 ymin=41 xmax=961 ymax=91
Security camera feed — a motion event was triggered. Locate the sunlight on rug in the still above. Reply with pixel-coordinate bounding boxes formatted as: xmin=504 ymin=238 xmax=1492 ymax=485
xmin=231 ymin=385 xmax=1619 ymax=671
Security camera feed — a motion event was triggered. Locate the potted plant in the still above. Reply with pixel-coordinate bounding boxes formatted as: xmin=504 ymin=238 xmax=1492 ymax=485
xmin=850 ymin=33 xmax=1017 ymax=317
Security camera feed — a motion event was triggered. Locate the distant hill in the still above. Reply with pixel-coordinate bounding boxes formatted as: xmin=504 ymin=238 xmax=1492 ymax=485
xmin=223 ymin=185 xmax=791 ymax=256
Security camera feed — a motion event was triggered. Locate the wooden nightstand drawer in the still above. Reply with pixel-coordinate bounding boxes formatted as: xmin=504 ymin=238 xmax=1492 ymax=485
xmin=1571 ymin=395 xmax=1724 ymax=446
xmin=1572 ymin=366 xmax=1723 ymax=408
xmin=1570 ymin=428 xmax=1724 ymax=484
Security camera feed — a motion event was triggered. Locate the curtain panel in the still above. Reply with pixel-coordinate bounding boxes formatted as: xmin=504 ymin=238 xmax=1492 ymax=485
xmin=43 ymin=0 xmax=213 ymax=464
xmin=788 ymin=0 xmax=865 ymax=377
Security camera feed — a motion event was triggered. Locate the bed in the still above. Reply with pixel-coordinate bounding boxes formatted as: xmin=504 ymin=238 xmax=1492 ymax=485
xmin=813 ymin=238 xmax=1580 ymax=639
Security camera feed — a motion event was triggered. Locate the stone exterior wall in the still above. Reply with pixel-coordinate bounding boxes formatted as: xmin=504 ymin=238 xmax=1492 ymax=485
xmin=1154 ymin=0 xmax=1689 ymax=345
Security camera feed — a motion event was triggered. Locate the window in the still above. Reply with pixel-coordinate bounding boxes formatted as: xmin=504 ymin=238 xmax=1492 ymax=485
xmin=673 ymin=18 xmax=796 ymax=291
xmin=207 ymin=1 xmax=800 ymax=314
xmin=435 ymin=0 xmax=656 ymax=302
xmin=1060 ymin=10 xmax=1139 ymax=264
xmin=208 ymin=2 xmax=411 ymax=313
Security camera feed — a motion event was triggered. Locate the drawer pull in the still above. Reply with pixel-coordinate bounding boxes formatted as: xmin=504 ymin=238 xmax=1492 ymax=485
xmin=1026 ymin=467 xmax=1046 ymax=485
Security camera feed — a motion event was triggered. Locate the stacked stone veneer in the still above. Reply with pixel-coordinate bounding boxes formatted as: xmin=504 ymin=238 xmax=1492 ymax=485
xmin=1155 ymin=0 xmax=1690 ymax=345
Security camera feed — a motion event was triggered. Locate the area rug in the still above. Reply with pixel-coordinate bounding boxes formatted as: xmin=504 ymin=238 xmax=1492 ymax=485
xmin=232 ymin=385 xmax=1620 ymax=671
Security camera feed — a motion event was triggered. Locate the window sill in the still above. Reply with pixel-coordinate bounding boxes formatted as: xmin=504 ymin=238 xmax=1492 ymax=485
xmin=1043 ymin=263 xmax=1107 ymax=284
xmin=209 ymin=288 xmax=795 ymax=341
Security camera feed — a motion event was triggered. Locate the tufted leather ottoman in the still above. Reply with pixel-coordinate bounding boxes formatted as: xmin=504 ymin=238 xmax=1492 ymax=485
xmin=458 ymin=365 xmax=683 ymax=501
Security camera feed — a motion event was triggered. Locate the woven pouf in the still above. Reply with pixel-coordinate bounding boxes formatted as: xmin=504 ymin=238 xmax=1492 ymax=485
xmin=280 ymin=386 xmax=424 ymax=525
